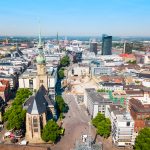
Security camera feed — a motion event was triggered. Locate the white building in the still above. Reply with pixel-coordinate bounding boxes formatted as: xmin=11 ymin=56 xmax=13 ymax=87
xmin=72 ymin=66 xmax=90 ymax=77
xmin=105 ymin=105 xmax=135 ymax=147
xmin=91 ymin=67 xmax=112 ymax=76
xmin=84 ymin=88 xmax=112 ymax=118
xmin=19 ymin=66 xmax=57 ymax=100
xmin=99 ymin=82 xmax=123 ymax=91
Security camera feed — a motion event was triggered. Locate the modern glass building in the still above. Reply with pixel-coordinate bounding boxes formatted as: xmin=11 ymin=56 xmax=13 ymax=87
xmin=102 ymin=35 xmax=112 ymax=55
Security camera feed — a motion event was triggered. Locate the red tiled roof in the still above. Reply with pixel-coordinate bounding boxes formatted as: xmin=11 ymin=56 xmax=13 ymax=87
xmin=119 ymin=54 xmax=135 ymax=58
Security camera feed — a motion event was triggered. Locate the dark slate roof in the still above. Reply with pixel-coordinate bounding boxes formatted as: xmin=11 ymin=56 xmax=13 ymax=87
xmin=25 ymin=85 xmax=54 ymax=115
xmin=27 ymin=90 xmax=47 ymax=115
xmin=44 ymin=95 xmax=54 ymax=106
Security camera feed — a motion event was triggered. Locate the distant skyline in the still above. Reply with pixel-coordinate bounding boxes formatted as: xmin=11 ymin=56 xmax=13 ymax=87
xmin=0 ymin=0 xmax=150 ymax=36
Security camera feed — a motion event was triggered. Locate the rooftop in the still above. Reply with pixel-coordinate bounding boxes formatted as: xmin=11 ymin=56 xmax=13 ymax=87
xmin=129 ymin=98 xmax=150 ymax=113
xmin=109 ymin=104 xmax=126 ymax=115
xmin=24 ymin=85 xmax=54 ymax=115
xmin=85 ymin=88 xmax=112 ymax=105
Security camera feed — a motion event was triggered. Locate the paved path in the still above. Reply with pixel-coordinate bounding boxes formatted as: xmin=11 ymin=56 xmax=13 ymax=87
xmin=51 ymin=94 xmax=90 ymax=150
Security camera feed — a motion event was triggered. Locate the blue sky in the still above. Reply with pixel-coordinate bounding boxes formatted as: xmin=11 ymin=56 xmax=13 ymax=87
xmin=0 ymin=0 xmax=150 ymax=36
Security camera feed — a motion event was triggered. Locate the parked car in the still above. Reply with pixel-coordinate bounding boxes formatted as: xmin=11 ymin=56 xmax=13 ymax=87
xmin=19 ymin=140 xmax=28 ymax=145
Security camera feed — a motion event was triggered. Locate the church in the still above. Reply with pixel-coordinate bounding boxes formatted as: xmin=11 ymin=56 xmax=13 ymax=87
xmin=24 ymin=85 xmax=55 ymax=143
xmin=23 ymin=34 xmax=56 ymax=143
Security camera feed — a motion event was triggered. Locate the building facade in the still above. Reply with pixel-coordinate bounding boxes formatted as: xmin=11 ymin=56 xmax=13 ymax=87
xmin=84 ymin=88 xmax=112 ymax=118
xmin=106 ymin=105 xmax=135 ymax=147
xmin=102 ymin=35 xmax=112 ymax=55
xmin=123 ymin=42 xmax=133 ymax=54
xmin=129 ymin=98 xmax=150 ymax=132
xmin=90 ymin=42 xmax=97 ymax=55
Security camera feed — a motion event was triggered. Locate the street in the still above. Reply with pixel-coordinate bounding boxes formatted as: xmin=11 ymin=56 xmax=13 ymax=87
xmin=51 ymin=93 xmax=90 ymax=150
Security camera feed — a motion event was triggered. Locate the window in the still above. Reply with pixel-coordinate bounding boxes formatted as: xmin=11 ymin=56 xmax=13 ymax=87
xmin=40 ymin=80 xmax=43 ymax=83
xmin=29 ymin=79 xmax=33 ymax=88
xmin=33 ymin=117 xmax=38 ymax=127
xmin=34 ymin=128 xmax=38 ymax=132
xmin=137 ymin=115 xmax=141 ymax=119
xmin=127 ymin=122 xmax=130 ymax=126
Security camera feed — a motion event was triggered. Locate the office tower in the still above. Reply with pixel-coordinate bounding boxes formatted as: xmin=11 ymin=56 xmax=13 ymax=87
xmin=90 ymin=42 xmax=98 ymax=55
xmin=123 ymin=42 xmax=133 ymax=54
xmin=102 ymin=35 xmax=112 ymax=55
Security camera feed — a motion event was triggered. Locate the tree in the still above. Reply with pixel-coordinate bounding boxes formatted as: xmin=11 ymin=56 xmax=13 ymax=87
xmin=92 ymin=113 xmax=105 ymax=128
xmin=60 ymin=56 xmax=70 ymax=67
xmin=55 ymin=95 xmax=68 ymax=113
xmin=97 ymin=119 xmax=111 ymax=138
xmin=58 ymin=68 xmax=65 ymax=79
xmin=42 ymin=120 xmax=61 ymax=142
xmin=92 ymin=113 xmax=111 ymax=139
xmin=135 ymin=127 xmax=150 ymax=150
xmin=12 ymin=88 xmax=32 ymax=106
xmin=6 ymin=106 xmax=26 ymax=130
xmin=127 ymin=60 xmax=136 ymax=64
xmin=3 ymin=88 xmax=32 ymax=129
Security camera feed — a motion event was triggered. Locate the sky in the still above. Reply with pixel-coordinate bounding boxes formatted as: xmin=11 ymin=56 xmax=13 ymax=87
xmin=0 ymin=0 xmax=150 ymax=36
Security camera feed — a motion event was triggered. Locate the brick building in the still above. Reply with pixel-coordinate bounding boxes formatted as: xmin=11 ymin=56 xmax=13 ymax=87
xmin=129 ymin=98 xmax=150 ymax=132
xmin=0 ymin=79 xmax=10 ymax=102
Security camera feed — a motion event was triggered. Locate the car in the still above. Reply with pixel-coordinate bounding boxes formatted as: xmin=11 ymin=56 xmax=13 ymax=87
xmin=19 ymin=140 xmax=28 ymax=145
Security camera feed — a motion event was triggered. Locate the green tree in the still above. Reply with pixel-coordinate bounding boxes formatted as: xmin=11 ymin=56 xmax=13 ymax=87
xmin=6 ymin=106 xmax=26 ymax=130
xmin=12 ymin=88 xmax=32 ymax=106
xmin=97 ymin=119 xmax=111 ymax=138
xmin=4 ymin=88 xmax=32 ymax=129
xmin=60 ymin=56 xmax=70 ymax=67
xmin=92 ymin=113 xmax=111 ymax=139
xmin=55 ymin=95 xmax=68 ymax=113
xmin=135 ymin=127 xmax=150 ymax=150
xmin=127 ymin=60 xmax=136 ymax=64
xmin=92 ymin=113 xmax=105 ymax=127
xmin=42 ymin=120 xmax=61 ymax=142
xmin=58 ymin=68 xmax=65 ymax=79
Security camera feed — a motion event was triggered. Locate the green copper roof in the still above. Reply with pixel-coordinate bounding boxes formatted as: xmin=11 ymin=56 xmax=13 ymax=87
xmin=36 ymin=54 xmax=45 ymax=64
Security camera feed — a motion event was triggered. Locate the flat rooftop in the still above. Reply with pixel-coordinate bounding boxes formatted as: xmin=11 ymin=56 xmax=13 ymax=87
xmin=85 ymin=88 xmax=112 ymax=105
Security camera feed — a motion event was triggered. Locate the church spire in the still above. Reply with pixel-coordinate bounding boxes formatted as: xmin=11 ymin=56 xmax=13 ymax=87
xmin=38 ymin=21 xmax=42 ymax=49
xmin=36 ymin=21 xmax=45 ymax=64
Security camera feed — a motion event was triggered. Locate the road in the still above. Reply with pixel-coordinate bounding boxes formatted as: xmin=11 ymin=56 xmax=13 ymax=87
xmin=51 ymin=94 xmax=91 ymax=150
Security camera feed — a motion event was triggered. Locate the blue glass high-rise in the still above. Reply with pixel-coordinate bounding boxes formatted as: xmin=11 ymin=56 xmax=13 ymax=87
xmin=102 ymin=35 xmax=112 ymax=55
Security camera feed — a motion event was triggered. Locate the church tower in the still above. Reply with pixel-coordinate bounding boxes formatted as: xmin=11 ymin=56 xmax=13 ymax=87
xmin=36 ymin=26 xmax=48 ymax=91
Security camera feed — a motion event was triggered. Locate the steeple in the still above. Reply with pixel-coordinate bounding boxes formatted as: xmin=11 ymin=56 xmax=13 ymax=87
xmin=38 ymin=21 xmax=42 ymax=49
xmin=36 ymin=21 xmax=45 ymax=64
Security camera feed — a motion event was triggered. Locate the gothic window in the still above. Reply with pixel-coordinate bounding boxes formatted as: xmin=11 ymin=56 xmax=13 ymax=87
xmin=33 ymin=116 xmax=38 ymax=127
